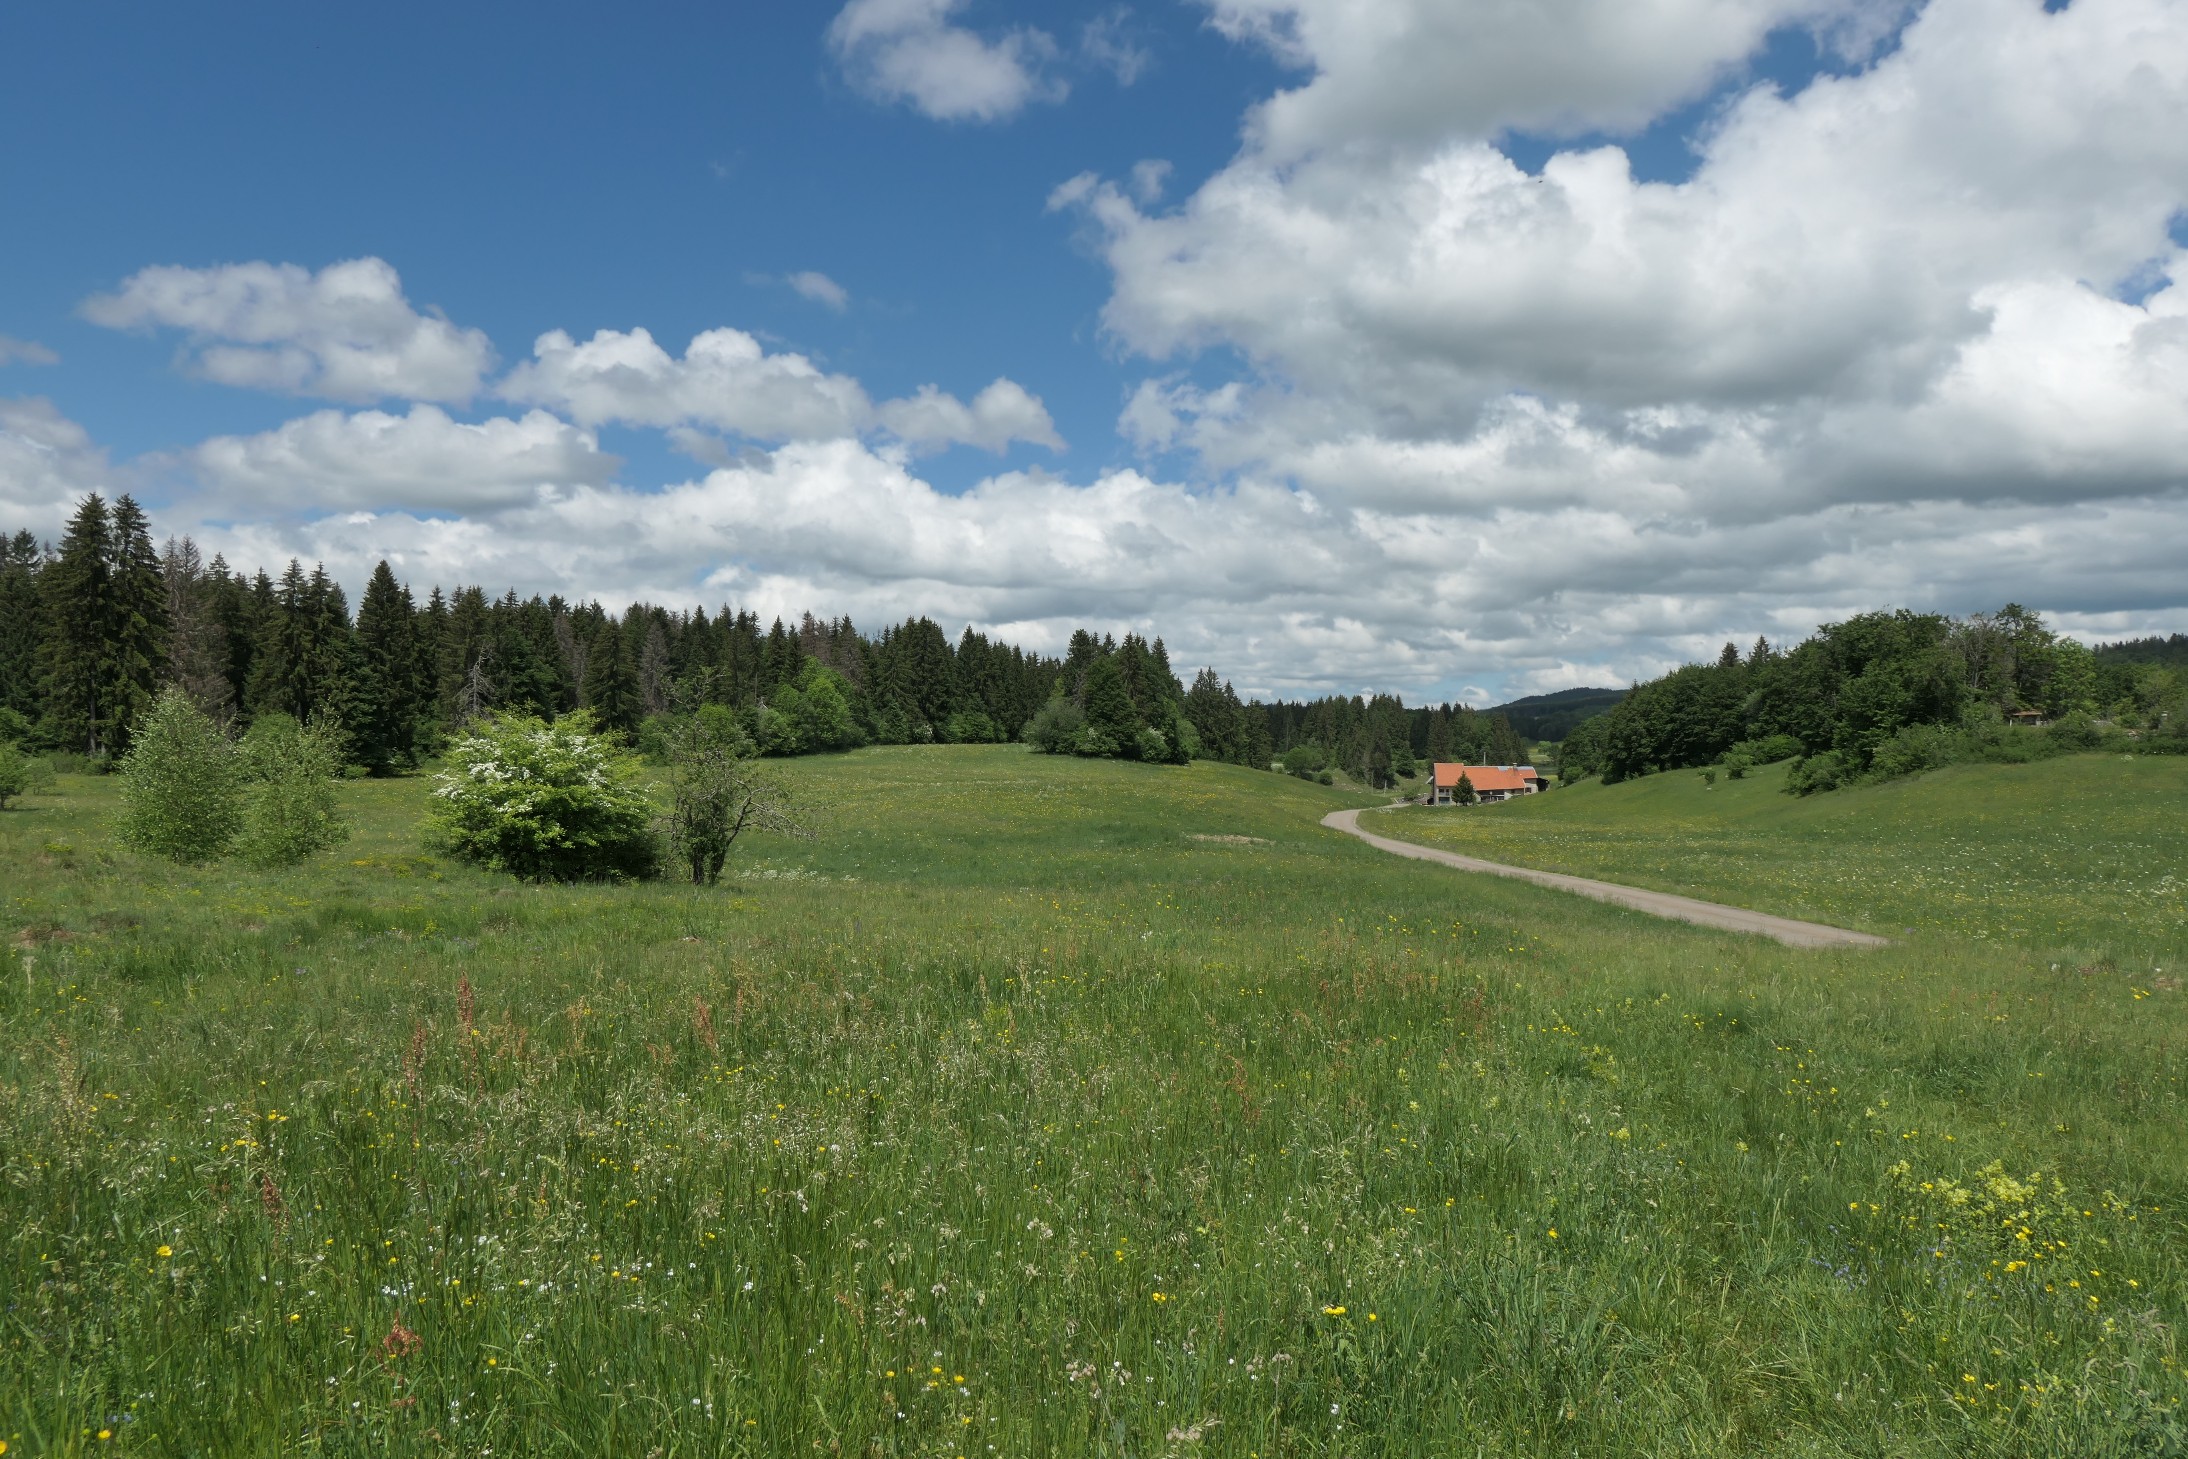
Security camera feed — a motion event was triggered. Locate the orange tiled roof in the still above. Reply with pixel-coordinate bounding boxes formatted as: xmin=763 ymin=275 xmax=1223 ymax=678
xmin=1430 ymin=763 xmax=1540 ymax=793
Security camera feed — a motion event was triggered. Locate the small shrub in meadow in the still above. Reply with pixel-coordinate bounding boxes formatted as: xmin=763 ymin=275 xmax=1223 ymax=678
xmin=236 ymin=713 xmax=351 ymax=867
xmin=0 ymin=737 xmax=54 ymax=809
xmin=661 ymin=705 xmax=803 ymax=885
xmin=428 ymin=711 xmax=659 ymax=881
xmin=114 ymin=687 xmax=243 ymax=862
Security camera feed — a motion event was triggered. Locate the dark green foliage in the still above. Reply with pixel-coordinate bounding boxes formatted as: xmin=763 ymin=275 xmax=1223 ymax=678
xmin=1593 ymin=605 xmax=2147 ymax=794
xmin=351 ymin=561 xmax=422 ymax=773
xmin=0 ymin=737 xmax=51 ymax=808
xmin=580 ymin=622 xmax=641 ymax=734
xmin=1454 ymin=770 xmax=1478 ymax=805
xmin=1486 ymin=686 xmax=1627 ymax=740
xmin=246 ymin=561 xmax=359 ymax=754
xmin=38 ymin=495 xmax=117 ymax=755
xmin=1079 ymin=654 xmax=1140 ymax=752
xmin=35 ymin=493 xmax=174 ymax=755
xmin=104 ymin=496 xmax=169 ymax=754
xmin=944 ymin=708 xmax=999 ymax=744
xmin=0 ymin=529 xmax=45 ymax=721
xmin=160 ymin=536 xmax=234 ymax=724
xmin=789 ymin=662 xmax=861 ymax=751
xmin=114 ymin=687 xmax=242 ymax=862
xmin=1022 ymin=697 xmax=1083 ymax=753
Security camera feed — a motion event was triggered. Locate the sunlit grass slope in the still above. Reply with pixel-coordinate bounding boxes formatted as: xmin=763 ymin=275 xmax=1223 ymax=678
xmin=1365 ymin=755 xmax=2188 ymax=961
xmin=2 ymin=746 xmax=2183 ymax=1456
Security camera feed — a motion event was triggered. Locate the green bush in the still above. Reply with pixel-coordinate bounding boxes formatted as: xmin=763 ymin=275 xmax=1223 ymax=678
xmin=1723 ymin=753 xmax=1749 ymax=780
xmin=1069 ymin=725 xmax=1121 ymax=758
xmin=1728 ymin=733 xmax=1803 ymax=766
xmin=427 ymin=712 xmax=660 ymax=881
xmin=0 ymin=738 xmax=54 ymax=809
xmin=945 ymin=709 xmax=999 ymax=744
xmin=1783 ymin=750 xmax=1851 ymax=797
xmin=115 ymin=688 xmax=243 ymax=862
xmin=236 ymin=715 xmax=351 ymax=867
xmin=1023 ymin=698 xmax=1083 ymax=754
xmin=2046 ymin=710 xmax=2104 ymax=752
xmin=1868 ymin=722 xmax=1965 ymax=779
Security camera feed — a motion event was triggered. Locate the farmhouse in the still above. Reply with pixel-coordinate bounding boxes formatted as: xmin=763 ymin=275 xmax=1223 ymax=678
xmin=1426 ymin=763 xmax=1546 ymax=805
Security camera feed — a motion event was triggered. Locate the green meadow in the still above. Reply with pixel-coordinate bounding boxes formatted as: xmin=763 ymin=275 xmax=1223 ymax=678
xmin=1364 ymin=756 xmax=2188 ymax=961
xmin=3 ymin=747 xmax=2183 ymax=1456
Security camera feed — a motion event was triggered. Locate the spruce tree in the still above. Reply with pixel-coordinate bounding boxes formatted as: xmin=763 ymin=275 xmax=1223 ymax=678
xmin=105 ymin=495 xmax=169 ymax=752
xmin=39 ymin=495 xmax=116 ymax=755
xmin=1081 ymin=653 xmax=1140 ymax=756
xmin=640 ymin=619 xmax=671 ymax=717
xmin=438 ymin=586 xmax=492 ymax=722
xmin=161 ymin=536 xmax=234 ymax=724
xmin=0 ymin=529 xmax=46 ymax=721
xmin=581 ymin=622 xmax=640 ymax=733
xmin=246 ymin=560 xmax=314 ymax=723
xmin=353 ymin=561 xmax=420 ymax=773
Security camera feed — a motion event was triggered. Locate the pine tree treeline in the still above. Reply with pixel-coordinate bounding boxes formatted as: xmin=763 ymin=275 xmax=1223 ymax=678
xmin=1 ymin=497 xmax=1565 ymax=783
xmin=1254 ymin=696 xmax=1530 ymax=790
xmin=0 ymin=497 xmax=1299 ymax=773
xmin=1557 ymin=604 xmax=2188 ymax=791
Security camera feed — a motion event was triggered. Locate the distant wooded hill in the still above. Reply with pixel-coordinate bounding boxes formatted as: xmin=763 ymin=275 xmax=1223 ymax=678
xmin=1485 ymin=687 xmax=1627 ymax=742
xmin=2097 ymin=634 xmax=2188 ymax=668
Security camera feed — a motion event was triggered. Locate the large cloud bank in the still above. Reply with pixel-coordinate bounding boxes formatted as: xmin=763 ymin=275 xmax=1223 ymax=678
xmin=9 ymin=0 xmax=2188 ymax=700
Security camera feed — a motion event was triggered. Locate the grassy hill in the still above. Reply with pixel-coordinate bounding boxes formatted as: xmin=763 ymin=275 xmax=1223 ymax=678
xmin=1362 ymin=754 xmax=2188 ymax=961
xmin=2 ymin=747 xmax=2183 ymax=1455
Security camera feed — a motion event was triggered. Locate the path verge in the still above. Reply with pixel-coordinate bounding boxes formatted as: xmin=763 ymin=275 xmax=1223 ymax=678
xmin=1323 ymin=808 xmax=1889 ymax=950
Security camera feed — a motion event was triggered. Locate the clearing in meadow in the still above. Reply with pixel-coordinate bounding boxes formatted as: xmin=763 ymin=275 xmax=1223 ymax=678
xmin=1 ymin=745 xmax=2182 ymax=1456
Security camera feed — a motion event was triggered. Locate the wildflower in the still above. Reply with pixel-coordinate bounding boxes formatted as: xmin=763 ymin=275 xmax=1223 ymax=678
xmin=1322 ymin=1305 xmax=1346 ymax=1316
xmin=156 ymin=1245 xmax=173 ymax=1258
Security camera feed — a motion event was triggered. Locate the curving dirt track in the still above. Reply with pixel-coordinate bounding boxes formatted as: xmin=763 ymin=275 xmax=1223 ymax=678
xmin=1322 ymin=808 xmax=1889 ymax=950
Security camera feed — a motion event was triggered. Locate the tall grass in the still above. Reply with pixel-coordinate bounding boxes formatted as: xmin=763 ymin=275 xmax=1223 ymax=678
xmin=1 ymin=748 xmax=2182 ymax=1455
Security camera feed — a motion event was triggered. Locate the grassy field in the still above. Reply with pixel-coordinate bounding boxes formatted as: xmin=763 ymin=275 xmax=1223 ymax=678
xmin=1364 ymin=756 xmax=2188 ymax=962
xmin=2 ymin=747 xmax=2183 ymax=1456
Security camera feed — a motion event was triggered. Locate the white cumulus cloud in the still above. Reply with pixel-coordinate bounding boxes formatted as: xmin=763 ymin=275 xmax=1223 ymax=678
xmin=499 ymin=325 xmax=1061 ymax=454
xmin=1203 ymin=0 xmax=1870 ymax=154
xmin=0 ymin=336 xmax=59 ymax=367
xmin=188 ymin=406 xmax=618 ymax=515
xmin=788 ymin=271 xmax=852 ymax=311
xmin=0 ymin=397 xmax=119 ymax=534
xmin=827 ymin=0 xmax=1065 ymax=122
xmin=877 ymin=379 xmax=1066 ymax=453
xmin=81 ymin=258 xmax=494 ymax=404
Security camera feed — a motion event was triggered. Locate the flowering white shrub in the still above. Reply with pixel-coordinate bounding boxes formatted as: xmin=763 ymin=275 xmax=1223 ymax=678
xmin=427 ymin=713 xmax=658 ymax=881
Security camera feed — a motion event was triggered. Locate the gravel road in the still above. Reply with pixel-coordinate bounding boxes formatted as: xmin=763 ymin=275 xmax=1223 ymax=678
xmin=1323 ymin=808 xmax=1889 ymax=950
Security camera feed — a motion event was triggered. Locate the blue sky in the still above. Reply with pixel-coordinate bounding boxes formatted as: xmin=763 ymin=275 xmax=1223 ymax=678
xmin=3 ymin=0 xmax=2185 ymax=702
xmin=1 ymin=1 xmax=1277 ymax=487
